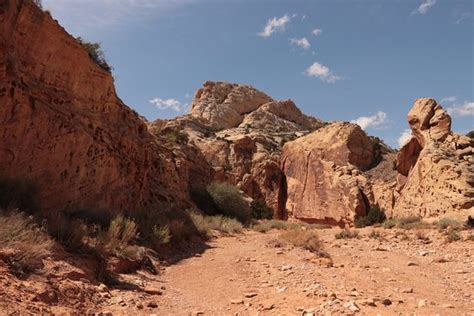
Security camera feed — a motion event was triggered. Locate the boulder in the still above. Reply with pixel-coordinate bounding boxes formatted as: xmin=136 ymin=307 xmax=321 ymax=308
xmin=281 ymin=122 xmax=374 ymax=225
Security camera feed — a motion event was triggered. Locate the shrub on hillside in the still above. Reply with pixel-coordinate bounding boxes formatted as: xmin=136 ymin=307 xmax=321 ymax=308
xmin=355 ymin=205 xmax=387 ymax=228
xmin=44 ymin=211 xmax=89 ymax=250
xmin=437 ymin=218 xmax=462 ymax=231
xmin=76 ymin=37 xmax=112 ymax=72
xmin=190 ymin=187 xmax=220 ymax=216
xmin=250 ymin=199 xmax=273 ymax=220
xmin=0 ymin=177 xmax=39 ymax=214
xmin=207 ymin=183 xmax=251 ymax=224
xmin=164 ymin=130 xmax=189 ymax=145
xmin=0 ymin=211 xmax=53 ymax=274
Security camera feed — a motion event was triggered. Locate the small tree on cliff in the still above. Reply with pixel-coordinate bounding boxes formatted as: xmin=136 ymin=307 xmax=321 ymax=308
xmin=76 ymin=37 xmax=113 ymax=73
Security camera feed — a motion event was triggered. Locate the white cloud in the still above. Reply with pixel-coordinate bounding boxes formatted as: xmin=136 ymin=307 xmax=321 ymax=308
xmin=149 ymin=97 xmax=186 ymax=112
xmin=351 ymin=111 xmax=388 ymax=130
xmin=258 ymin=14 xmax=291 ymax=38
xmin=447 ymin=101 xmax=474 ymax=117
xmin=290 ymin=37 xmax=310 ymax=50
xmin=312 ymin=28 xmax=322 ymax=36
xmin=398 ymin=129 xmax=413 ymax=147
xmin=411 ymin=0 xmax=436 ymax=15
xmin=304 ymin=62 xmax=341 ymax=83
xmin=441 ymin=96 xmax=457 ymax=103
xmin=42 ymin=0 xmax=195 ymax=36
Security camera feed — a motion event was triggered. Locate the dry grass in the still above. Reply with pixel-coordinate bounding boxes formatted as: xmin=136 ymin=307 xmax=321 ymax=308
xmin=280 ymin=230 xmax=329 ymax=258
xmin=446 ymin=229 xmax=461 ymax=243
xmin=252 ymin=220 xmax=329 ymax=233
xmin=415 ymin=230 xmax=430 ymax=241
xmin=466 ymin=234 xmax=474 ymax=241
xmin=0 ymin=211 xmax=53 ymax=274
xmin=335 ymin=229 xmax=359 ymax=239
xmin=437 ymin=218 xmax=463 ymax=231
xmin=368 ymin=230 xmax=382 ymax=240
xmin=189 ymin=212 xmax=243 ymax=238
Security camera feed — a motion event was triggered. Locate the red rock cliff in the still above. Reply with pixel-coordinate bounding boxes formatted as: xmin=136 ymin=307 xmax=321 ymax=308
xmin=0 ymin=0 xmax=193 ymax=212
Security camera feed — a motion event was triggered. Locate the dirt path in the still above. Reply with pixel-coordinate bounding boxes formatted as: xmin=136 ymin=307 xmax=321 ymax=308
xmin=111 ymin=228 xmax=473 ymax=315
xmin=1 ymin=227 xmax=473 ymax=315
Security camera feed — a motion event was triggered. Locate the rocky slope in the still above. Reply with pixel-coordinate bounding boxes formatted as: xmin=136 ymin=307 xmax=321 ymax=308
xmin=152 ymin=81 xmax=325 ymax=219
xmin=394 ymin=98 xmax=474 ymax=218
xmin=0 ymin=0 xmax=204 ymax=213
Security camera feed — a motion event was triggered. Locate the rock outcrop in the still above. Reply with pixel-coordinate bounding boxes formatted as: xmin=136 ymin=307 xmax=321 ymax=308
xmin=152 ymin=82 xmax=324 ymax=217
xmin=281 ymin=122 xmax=374 ymax=225
xmin=394 ymin=98 xmax=474 ymax=218
xmin=0 ymin=0 xmax=197 ymax=213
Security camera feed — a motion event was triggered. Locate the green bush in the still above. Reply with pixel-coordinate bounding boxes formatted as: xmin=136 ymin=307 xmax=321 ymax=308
xmin=0 ymin=177 xmax=39 ymax=214
xmin=190 ymin=187 xmax=220 ymax=216
xmin=207 ymin=183 xmax=251 ymax=224
xmin=250 ymin=199 xmax=273 ymax=220
xmin=446 ymin=230 xmax=461 ymax=242
xmin=355 ymin=205 xmax=386 ymax=228
xmin=76 ymin=37 xmax=112 ymax=72
xmin=383 ymin=218 xmax=397 ymax=229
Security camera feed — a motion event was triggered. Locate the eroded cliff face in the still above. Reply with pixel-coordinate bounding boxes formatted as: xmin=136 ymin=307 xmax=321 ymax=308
xmin=281 ymin=122 xmax=374 ymax=226
xmin=394 ymin=98 xmax=474 ymax=218
xmin=0 ymin=0 xmax=196 ymax=213
xmin=152 ymin=81 xmax=324 ymax=218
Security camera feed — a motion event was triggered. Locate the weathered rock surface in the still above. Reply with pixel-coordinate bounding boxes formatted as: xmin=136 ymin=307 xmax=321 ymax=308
xmin=153 ymin=82 xmax=324 ymax=217
xmin=0 ymin=0 xmax=197 ymax=213
xmin=281 ymin=122 xmax=374 ymax=225
xmin=394 ymin=99 xmax=474 ymax=218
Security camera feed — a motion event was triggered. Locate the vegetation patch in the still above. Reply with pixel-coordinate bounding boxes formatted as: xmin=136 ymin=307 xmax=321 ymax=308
xmin=250 ymin=199 xmax=273 ymax=220
xmin=335 ymin=229 xmax=359 ymax=239
xmin=446 ymin=230 xmax=461 ymax=243
xmin=76 ymin=37 xmax=113 ymax=72
xmin=0 ymin=210 xmax=52 ymax=275
xmin=280 ymin=230 xmax=329 ymax=258
xmin=189 ymin=211 xmax=243 ymax=238
xmin=207 ymin=183 xmax=251 ymax=224
xmin=355 ymin=205 xmax=386 ymax=228
xmin=436 ymin=217 xmax=463 ymax=231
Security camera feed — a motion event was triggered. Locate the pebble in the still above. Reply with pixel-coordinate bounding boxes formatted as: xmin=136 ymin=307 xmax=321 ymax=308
xmin=381 ymin=298 xmax=392 ymax=306
xmin=230 ymin=299 xmax=244 ymax=304
xmin=417 ymin=299 xmax=429 ymax=308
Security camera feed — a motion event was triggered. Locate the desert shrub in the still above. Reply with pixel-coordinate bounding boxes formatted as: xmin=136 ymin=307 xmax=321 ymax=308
xmin=395 ymin=231 xmax=409 ymax=240
xmin=467 ymin=131 xmax=474 ymax=139
xmin=152 ymin=225 xmax=171 ymax=245
xmin=130 ymin=207 xmax=200 ymax=246
xmin=100 ymin=215 xmax=137 ymax=254
xmin=76 ymin=37 xmax=112 ymax=72
xmin=44 ymin=212 xmax=89 ymax=250
xmin=335 ymin=229 xmax=359 ymax=239
xmin=252 ymin=220 xmax=307 ymax=233
xmin=0 ymin=177 xmax=39 ymax=214
xmin=383 ymin=218 xmax=397 ymax=229
xmin=446 ymin=230 xmax=461 ymax=242
xmin=0 ymin=211 xmax=52 ymax=274
xmin=355 ymin=205 xmax=386 ymax=228
xmin=437 ymin=218 xmax=462 ymax=231
xmin=190 ymin=187 xmax=220 ymax=216
xmin=280 ymin=230 xmax=329 ymax=258
xmin=207 ymin=183 xmax=251 ymax=224
xmin=368 ymin=230 xmax=381 ymax=239
xmin=164 ymin=130 xmax=189 ymax=144
xmin=415 ymin=230 xmax=430 ymax=241
xmin=466 ymin=234 xmax=474 ymax=241
xmin=395 ymin=216 xmax=431 ymax=230
xmin=250 ymin=199 xmax=273 ymax=220
xmin=189 ymin=211 xmax=243 ymax=238
xmin=63 ymin=207 xmax=114 ymax=228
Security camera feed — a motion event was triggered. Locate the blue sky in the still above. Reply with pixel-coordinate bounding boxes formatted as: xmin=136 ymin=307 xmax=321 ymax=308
xmin=43 ymin=0 xmax=473 ymax=148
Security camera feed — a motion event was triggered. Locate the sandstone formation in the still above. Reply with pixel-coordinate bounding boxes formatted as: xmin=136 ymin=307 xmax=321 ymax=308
xmin=394 ymin=98 xmax=474 ymax=218
xmin=281 ymin=122 xmax=374 ymax=225
xmin=152 ymin=82 xmax=324 ymax=218
xmin=0 ymin=0 xmax=201 ymax=213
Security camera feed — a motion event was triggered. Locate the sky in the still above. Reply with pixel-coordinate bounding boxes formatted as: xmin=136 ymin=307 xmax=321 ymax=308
xmin=42 ymin=0 xmax=473 ymax=148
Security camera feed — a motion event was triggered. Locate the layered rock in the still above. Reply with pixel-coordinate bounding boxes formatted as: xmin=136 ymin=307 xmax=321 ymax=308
xmin=394 ymin=98 xmax=474 ymax=218
xmin=0 ymin=0 xmax=197 ymax=213
xmin=153 ymin=82 xmax=324 ymax=217
xmin=281 ymin=122 xmax=374 ymax=225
